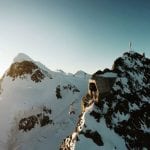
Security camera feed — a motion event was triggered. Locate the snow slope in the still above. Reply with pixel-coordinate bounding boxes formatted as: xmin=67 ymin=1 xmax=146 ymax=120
xmin=0 ymin=53 xmax=90 ymax=150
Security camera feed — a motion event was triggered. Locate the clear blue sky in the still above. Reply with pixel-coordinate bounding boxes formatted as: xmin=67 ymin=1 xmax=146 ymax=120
xmin=0 ymin=0 xmax=150 ymax=76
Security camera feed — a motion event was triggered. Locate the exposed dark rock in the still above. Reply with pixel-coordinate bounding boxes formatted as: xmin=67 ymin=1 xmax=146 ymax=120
xmin=72 ymin=88 xmax=80 ymax=93
xmin=40 ymin=116 xmax=52 ymax=127
xmin=43 ymin=106 xmax=52 ymax=114
xmin=19 ymin=115 xmax=38 ymax=131
xmin=56 ymin=85 xmax=62 ymax=99
xmin=31 ymin=70 xmax=45 ymax=82
xmin=81 ymin=94 xmax=93 ymax=111
xmin=19 ymin=107 xmax=53 ymax=132
xmin=80 ymin=130 xmax=103 ymax=146
xmin=90 ymin=110 xmax=101 ymax=122
xmin=63 ymin=84 xmax=80 ymax=94
xmin=7 ymin=61 xmax=45 ymax=82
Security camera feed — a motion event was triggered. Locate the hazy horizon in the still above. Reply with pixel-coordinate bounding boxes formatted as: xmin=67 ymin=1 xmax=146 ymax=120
xmin=0 ymin=0 xmax=150 ymax=76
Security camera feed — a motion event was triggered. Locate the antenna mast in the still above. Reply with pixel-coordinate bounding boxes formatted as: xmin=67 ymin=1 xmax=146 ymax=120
xmin=129 ymin=41 xmax=132 ymax=51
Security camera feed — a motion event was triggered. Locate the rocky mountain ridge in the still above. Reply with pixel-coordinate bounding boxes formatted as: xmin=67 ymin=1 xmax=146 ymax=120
xmin=61 ymin=51 xmax=150 ymax=150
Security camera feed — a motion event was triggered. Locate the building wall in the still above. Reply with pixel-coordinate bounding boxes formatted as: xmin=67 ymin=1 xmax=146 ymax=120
xmin=93 ymin=76 xmax=116 ymax=94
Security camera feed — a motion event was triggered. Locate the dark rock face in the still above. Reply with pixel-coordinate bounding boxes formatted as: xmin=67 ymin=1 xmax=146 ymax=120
xmin=19 ymin=115 xmax=38 ymax=131
xmin=92 ymin=51 xmax=150 ymax=149
xmin=63 ymin=84 xmax=80 ymax=94
xmin=56 ymin=84 xmax=80 ymax=99
xmin=7 ymin=61 xmax=45 ymax=82
xmin=90 ymin=110 xmax=101 ymax=122
xmin=56 ymin=85 xmax=62 ymax=99
xmin=19 ymin=107 xmax=53 ymax=132
xmin=80 ymin=130 xmax=103 ymax=146
xmin=31 ymin=70 xmax=45 ymax=83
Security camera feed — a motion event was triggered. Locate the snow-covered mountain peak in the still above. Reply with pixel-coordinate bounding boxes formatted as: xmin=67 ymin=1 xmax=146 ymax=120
xmin=6 ymin=60 xmax=45 ymax=83
xmin=13 ymin=53 xmax=33 ymax=63
xmin=3 ymin=53 xmax=54 ymax=83
xmin=74 ymin=70 xmax=88 ymax=78
xmin=0 ymin=53 xmax=89 ymax=150
xmin=56 ymin=69 xmax=66 ymax=75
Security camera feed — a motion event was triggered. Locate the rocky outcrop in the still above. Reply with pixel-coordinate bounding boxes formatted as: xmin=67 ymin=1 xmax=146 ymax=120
xmin=7 ymin=61 xmax=45 ymax=82
xmin=19 ymin=107 xmax=53 ymax=132
xmin=80 ymin=130 xmax=103 ymax=146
